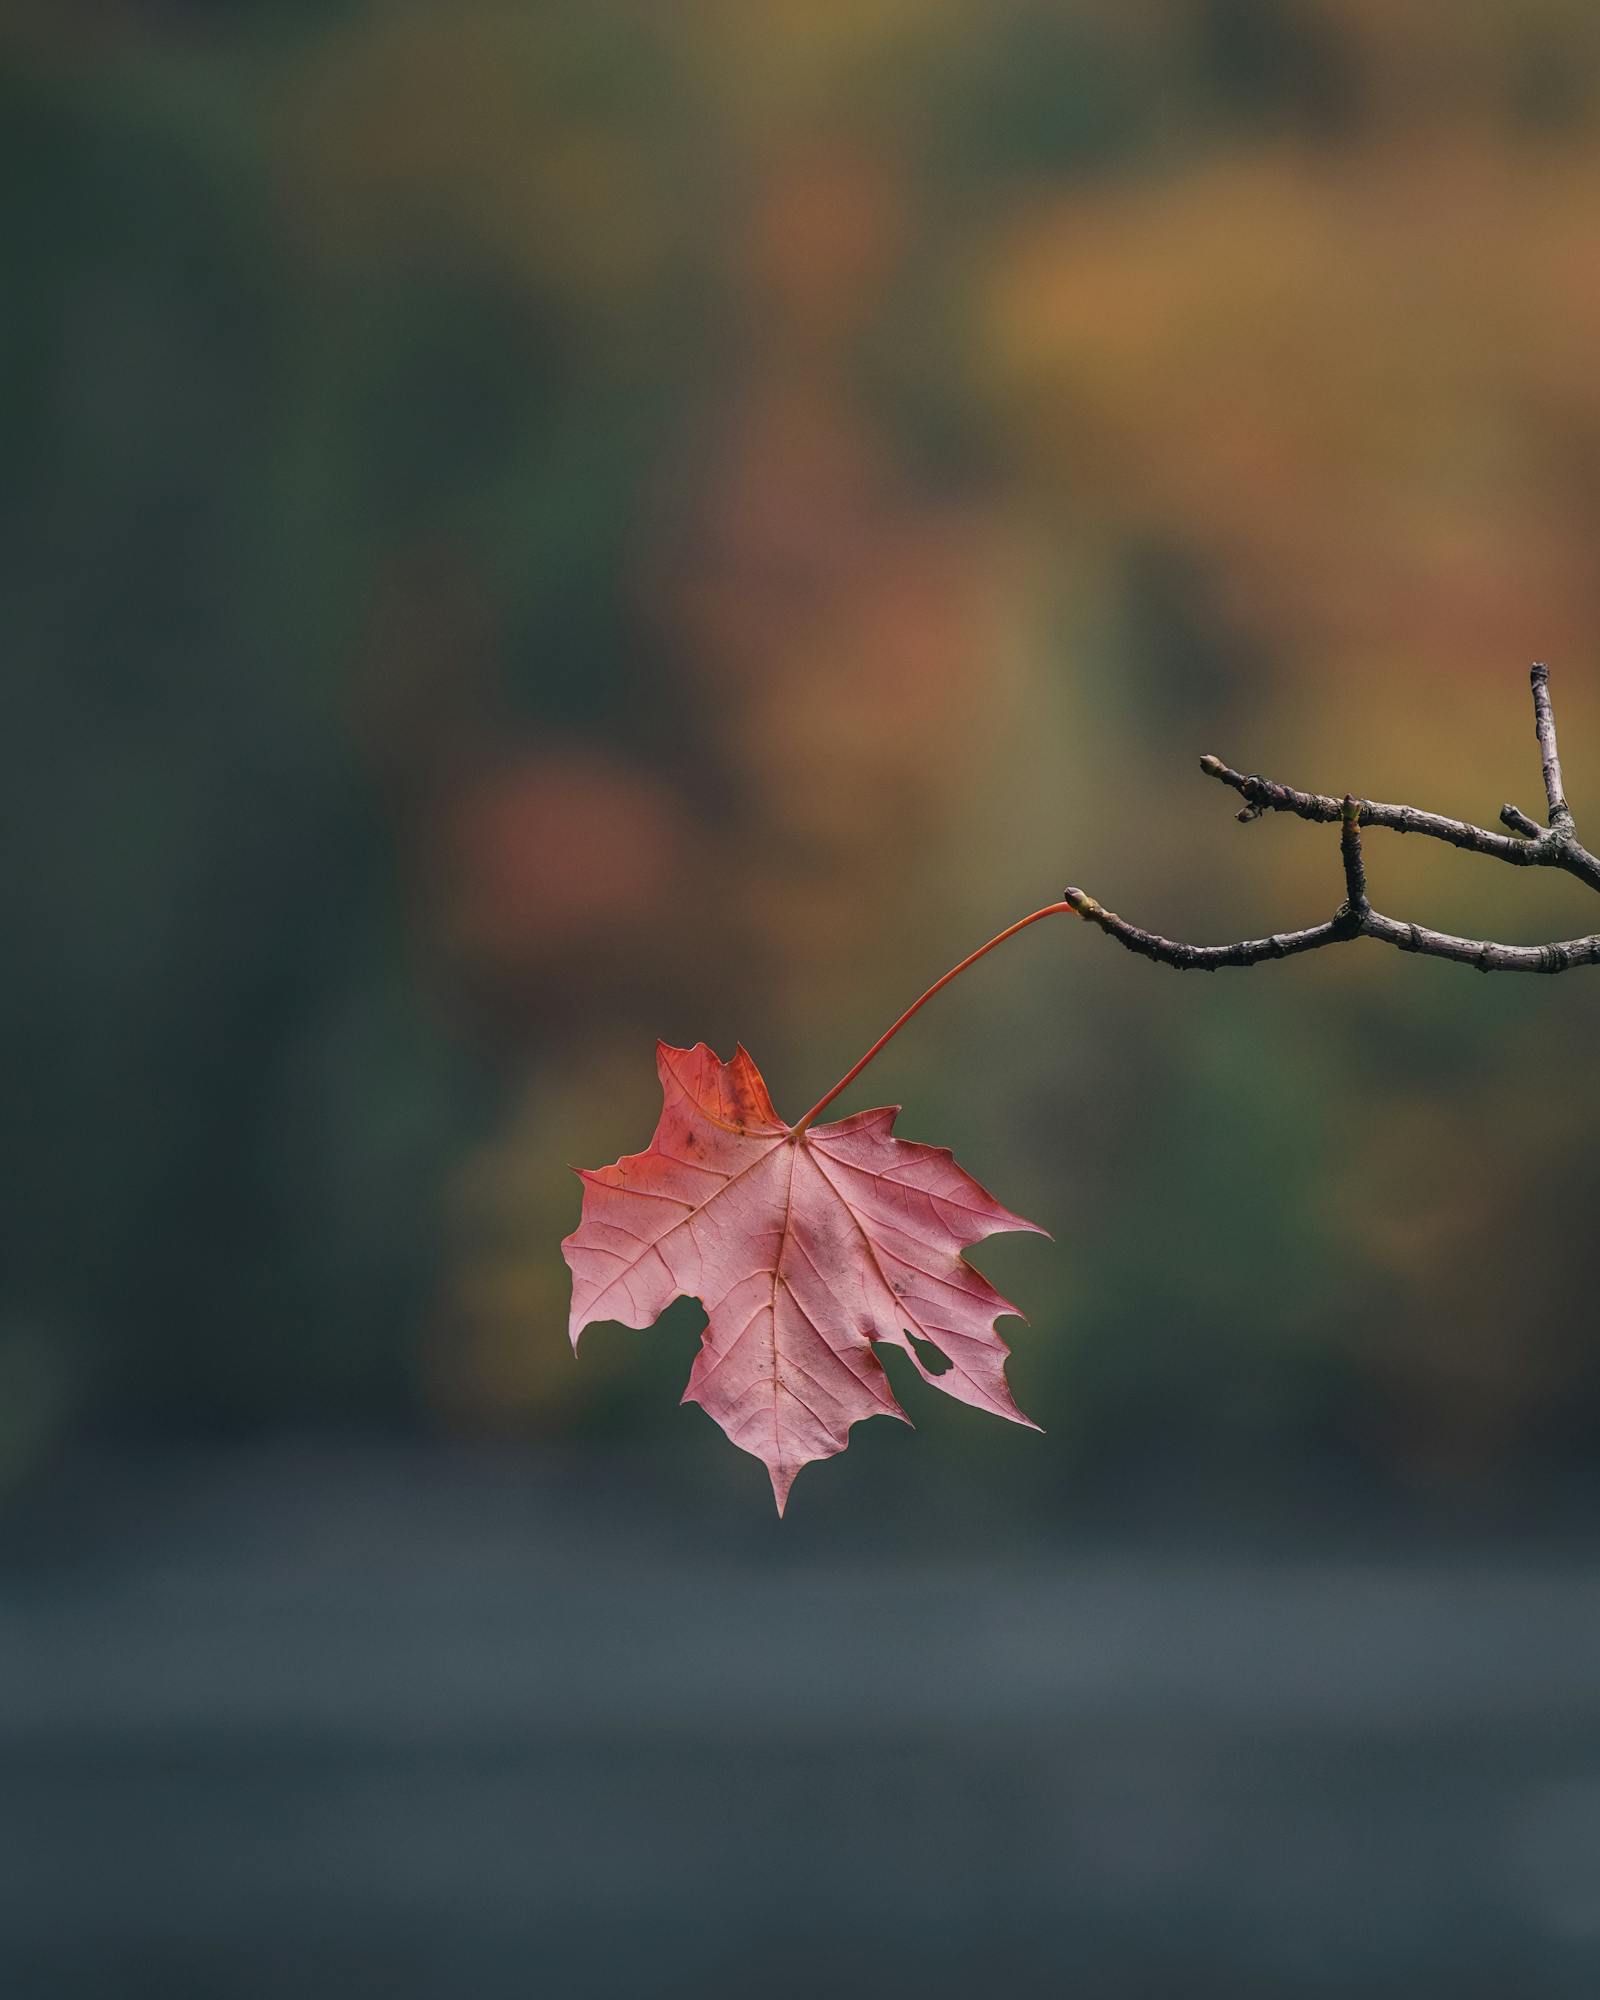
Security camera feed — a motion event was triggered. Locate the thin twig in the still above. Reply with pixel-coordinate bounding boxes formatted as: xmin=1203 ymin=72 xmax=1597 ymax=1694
xmin=1062 ymin=894 xmax=1354 ymax=970
xmin=1338 ymin=795 xmax=1368 ymax=917
xmin=1064 ymin=888 xmax=1600 ymax=975
xmin=1197 ymin=753 xmax=1600 ymax=893
xmin=1500 ymin=803 xmax=1545 ymax=840
xmin=1531 ymin=660 xmax=1574 ymax=829
xmin=1071 ymin=663 xmax=1600 ymax=976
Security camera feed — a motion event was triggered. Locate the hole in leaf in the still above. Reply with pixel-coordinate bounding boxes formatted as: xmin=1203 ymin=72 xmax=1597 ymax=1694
xmin=906 ymin=1330 xmax=952 ymax=1377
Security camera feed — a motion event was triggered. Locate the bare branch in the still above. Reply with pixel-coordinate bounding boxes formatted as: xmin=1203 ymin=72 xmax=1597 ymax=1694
xmin=1530 ymin=660 xmax=1574 ymax=829
xmin=1338 ymin=796 xmax=1368 ymax=916
xmin=1063 ymin=891 xmax=1355 ymax=970
xmin=1070 ymin=663 xmax=1600 ymax=976
xmin=1499 ymin=803 xmax=1544 ymax=840
xmin=1197 ymin=753 xmax=1600 ymax=892
xmin=1066 ymin=887 xmax=1600 ymax=975
xmin=1196 ymin=667 xmax=1597 ymax=892
xmin=1361 ymin=910 xmax=1600 ymax=972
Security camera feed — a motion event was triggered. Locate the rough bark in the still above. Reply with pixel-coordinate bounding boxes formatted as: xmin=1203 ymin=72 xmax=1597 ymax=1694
xmin=1067 ymin=664 xmax=1600 ymax=975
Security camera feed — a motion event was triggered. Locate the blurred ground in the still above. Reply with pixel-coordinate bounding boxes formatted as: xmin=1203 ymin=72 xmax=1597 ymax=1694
xmin=3 ymin=1442 xmax=1600 ymax=1999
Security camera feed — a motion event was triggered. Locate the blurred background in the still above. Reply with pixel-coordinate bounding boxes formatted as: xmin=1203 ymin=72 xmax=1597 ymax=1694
xmin=6 ymin=2 xmax=1600 ymax=1993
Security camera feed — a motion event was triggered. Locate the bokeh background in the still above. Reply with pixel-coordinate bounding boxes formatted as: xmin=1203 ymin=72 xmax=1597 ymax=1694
xmin=7 ymin=3 xmax=1600 ymax=1994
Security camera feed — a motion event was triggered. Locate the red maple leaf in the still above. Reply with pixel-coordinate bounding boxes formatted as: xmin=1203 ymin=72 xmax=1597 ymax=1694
xmin=563 ymin=1025 xmax=1050 ymax=1512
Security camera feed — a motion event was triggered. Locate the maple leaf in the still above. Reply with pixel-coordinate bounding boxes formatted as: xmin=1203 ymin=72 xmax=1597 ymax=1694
xmin=563 ymin=1041 xmax=1046 ymax=1512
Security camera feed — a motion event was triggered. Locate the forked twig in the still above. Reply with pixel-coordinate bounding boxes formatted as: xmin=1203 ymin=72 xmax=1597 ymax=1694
xmin=1066 ymin=664 xmax=1600 ymax=974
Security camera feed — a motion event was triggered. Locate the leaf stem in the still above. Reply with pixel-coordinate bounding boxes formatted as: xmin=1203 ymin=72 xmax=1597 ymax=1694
xmin=792 ymin=902 xmax=1076 ymax=1134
